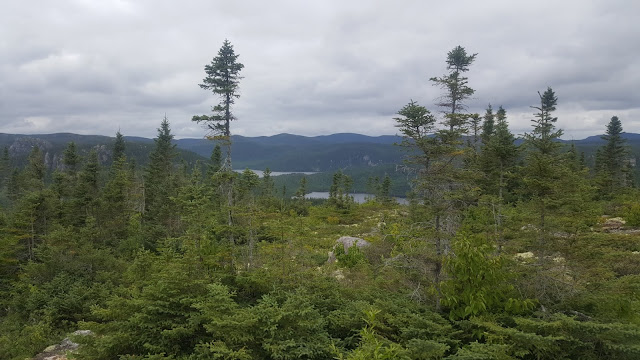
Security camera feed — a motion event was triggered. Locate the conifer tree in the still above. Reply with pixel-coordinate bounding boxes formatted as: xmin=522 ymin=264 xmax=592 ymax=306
xmin=143 ymin=117 xmax=177 ymax=245
xmin=261 ymin=168 xmax=275 ymax=198
xmin=12 ymin=147 xmax=53 ymax=260
xmin=566 ymin=143 xmax=582 ymax=172
xmin=395 ymin=47 xmax=478 ymax=309
xmin=477 ymin=106 xmax=518 ymax=249
xmin=62 ymin=142 xmax=80 ymax=174
xmin=328 ymin=170 xmax=353 ymax=209
xmin=24 ymin=146 xmax=45 ymax=191
xmin=207 ymin=144 xmax=223 ymax=179
xmin=192 ymin=39 xmax=244 ymax=170
xmin=380 ymin=175 xmax=392 ymax=203
xmin=526 ymin=87 xmax=562 ymax=155
xmin=481 ymin=104 xmax=495 ymax=144
xmin=101 ymin=156 xmax=133 ymax=247
xmin=295 ymin=176 xmax=307 ymax=199
xmin=430 ymin=45 xmax=477 ymax=132
xmin=74 ymin=149 xmax=100 ymax=225
xmin=598 ymin=116 xmax=631 ymax=195
xmin=522 ymin=88 xmax=562 ymax=261
xmin=394 ymin=100 xmax=440 ymax=169
xmin=6 ymin=169 xmax=20 ymax=203
xmin=112 ymin=131 xmax=126 ymax=163
xmin=521 ymin=88 xmax=592 ymax=274
xmin=467 ymin=113 xmax=482 ymax=158
xmin=0 ymin=147 xmax=10 ymax=195
xmin=192 ymin=40 xmax=244 ymax=243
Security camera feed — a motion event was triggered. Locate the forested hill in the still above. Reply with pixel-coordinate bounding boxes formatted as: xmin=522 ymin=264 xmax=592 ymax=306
xmin=2 ymin=132 xmax=640 ymax=172
xmin=0 ymin=132 xmax=205 ymax=170
xmin=0 ymin=132 xmax=404 ymax=172
xmin=177 ymin=133 xmax=405 ymax=171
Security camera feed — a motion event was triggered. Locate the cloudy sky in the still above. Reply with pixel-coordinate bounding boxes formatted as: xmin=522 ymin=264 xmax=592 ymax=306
xmin=1 ymin=0 xmax=639 ymax=139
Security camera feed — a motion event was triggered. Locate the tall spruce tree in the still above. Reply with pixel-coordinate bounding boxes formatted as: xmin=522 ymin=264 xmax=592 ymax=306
xmin=430 ymin=45 xmax=477 ymax=132
xmin=193 ymin=40 xmax=244 ymax=244
xmin=522 ymin=88 xmax=562 ymax=261
xmin=480 ymin=106 xmax=517 ymax=197
xmin=63 ymin=142 xmax=80 ymax=174
xmin=521 ymin=88 xmax=594 ymax=302
xmin=526 ymin=87 xmax=562 ymax=155
xmin=113 ymin=131 xmax=126 ymax=164
xmin=101 ymin=155 xmax=132 ymax=247
xmin=598 ymin=116 xmax=631 ymax=195
xmin=395 ymin=47 xmax=478 ymax=310
xmin=478 ymin=106 xmax=518 ymax=249
xmin=74 ymin=149 xmax=100 ymax=225
xmin=25 ymin=146 xmax=46 ymax=191
xmin=481 ymin=104 xmax=495 ymax=144
xmin=192 ymin=39 xmax=244 ymax=171
xmin=143 ymin=117 xmax=177 ymax=245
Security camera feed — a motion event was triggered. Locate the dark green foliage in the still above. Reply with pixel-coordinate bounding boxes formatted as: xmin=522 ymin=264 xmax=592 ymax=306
xmin=193 ymin=39 xmax=244 ymax=138
xmin=63 ymin=142 xmax=80 ymax=173
xmin=365 ymin=175 xmax=393 ymax=204
xmin=481 ymin=105 xmax=495 ymax=145
xmin=112 ymin=130 xmax=126 ymax=163
xmin=328 ymin=170 xmax=354 ymax=209
xmin=430 ymin=45 xmax=477 ymax=131
xmin=207 ymin=144 xmax=223 ymax=178
xmin=598 ymin=116 xmax=632 ymax=196
xmin=193 ymin=39 xmax=244 ymax=174
xmin=525 ymin=87 xmax=562 ymax=155
xmin=143 ymin=117 xmax=178 ymax=245
xmin=100 ymin=156 xmax=134 ymax=247
xmin=73 ymin=149 xmax=100 ymax=225
xmin=441 ymin=234 xmax=534 ymax=320
xmin=478 ymin=106 xmax=518 ymax=201
xmin=25 ymin=146 xmax=46 ymax=191
xmin=291 ymin=176 xmax=309 ymax=216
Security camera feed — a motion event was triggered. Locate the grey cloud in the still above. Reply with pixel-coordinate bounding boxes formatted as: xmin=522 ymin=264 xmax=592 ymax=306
xmin=1 ymin=0 xmax=639 ymax=139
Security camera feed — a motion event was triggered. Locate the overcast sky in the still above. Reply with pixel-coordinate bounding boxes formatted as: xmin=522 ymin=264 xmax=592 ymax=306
xmin=1 ymin=0 xmax=639 ymax=140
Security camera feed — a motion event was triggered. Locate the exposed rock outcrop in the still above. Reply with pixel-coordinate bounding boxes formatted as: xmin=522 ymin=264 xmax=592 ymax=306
xmin=603 ymin=217 xmax=626 ymax=231
xmin=33 ymin=330 xmax=93 ymax=360
xmin=327 ymin=236 xmax=371 ymax=263
xmin=335 ymin=236 xmax=370 ymax=254
xmin=8 ymin=137 xmax=53 ymax=157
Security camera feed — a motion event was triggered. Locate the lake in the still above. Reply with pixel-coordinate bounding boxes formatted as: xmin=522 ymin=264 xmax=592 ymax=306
xmin=305 ymin=192 xmax=408 ymax=205
xmin=234 ymin=169 xmax=318 ymax=177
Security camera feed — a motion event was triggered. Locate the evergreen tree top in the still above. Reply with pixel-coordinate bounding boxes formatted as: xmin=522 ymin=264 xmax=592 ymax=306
xmin=155 ymin=117 xmax=175 ymax=144
xmin=446 ymin=45 xmax=477 ymax=73
xmin=199 ymin=39 xmax=244 ymax=97
xmin=113 ymin=130 xmax=126 ymax=161
xmin=602 ymin=116 xmax=624 ymax=141
xmin=63 ymin=142 xmax=80 ymax=171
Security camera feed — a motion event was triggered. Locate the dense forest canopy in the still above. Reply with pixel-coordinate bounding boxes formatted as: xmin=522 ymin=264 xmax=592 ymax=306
xmin=1 ymin=42 xmax=640 ymax=360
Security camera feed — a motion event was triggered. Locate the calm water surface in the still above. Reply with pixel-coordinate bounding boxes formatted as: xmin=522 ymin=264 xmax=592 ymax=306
xmin=306 ymin=192 xmax=408 ymax=205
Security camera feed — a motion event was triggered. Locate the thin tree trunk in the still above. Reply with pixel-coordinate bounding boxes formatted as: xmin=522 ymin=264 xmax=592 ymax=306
xmin=434 ymin=213 xmax=442 ymax=312
xmin=497 ymin=163 xmax=504 ymax=251
xmin=29 ymin=210 xmax=35 ymax=261
xmin=538 ymin=203 xmax=546 ymax=264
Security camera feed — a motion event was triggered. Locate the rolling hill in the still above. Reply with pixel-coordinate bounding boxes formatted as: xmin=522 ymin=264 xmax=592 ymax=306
xmin=2 ymin=131 xmax=640 ymax=174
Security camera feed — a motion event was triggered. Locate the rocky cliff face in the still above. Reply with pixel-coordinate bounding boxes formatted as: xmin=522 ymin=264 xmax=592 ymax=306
xmin=7 ymin=137 xmax=113 ymax=171
xmin=8 ymin=137 xmax=53 ymax=157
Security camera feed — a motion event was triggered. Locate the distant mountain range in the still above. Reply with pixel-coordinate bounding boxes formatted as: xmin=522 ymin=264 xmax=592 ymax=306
xmin=1 ymin=132 xmax=640 ymax=172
